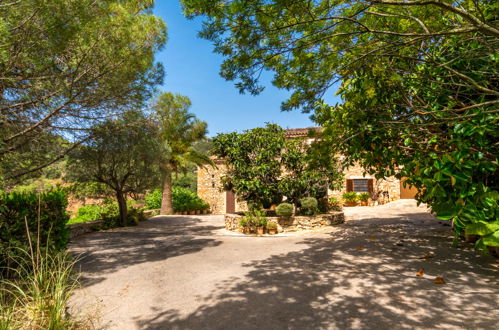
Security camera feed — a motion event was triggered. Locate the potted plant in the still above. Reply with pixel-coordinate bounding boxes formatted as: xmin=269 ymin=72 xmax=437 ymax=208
xmin=256 ymin=217 xmax=268 ymax=235
xmin=358 ymin=193 xmax=370 ymax=206
xmin=342 ymin=192 xmax=358 ymax=207
xmin=239 ymin=218 xmax=250 ymax=234
xmin=328 ymin=197 xmax=342 ymax=211
xmin=267 ymin=221 xmax=278 ymax=235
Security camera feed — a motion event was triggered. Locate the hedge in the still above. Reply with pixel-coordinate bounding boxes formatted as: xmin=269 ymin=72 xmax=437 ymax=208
xmin=0 ymin=189 xmax=69 ymax=276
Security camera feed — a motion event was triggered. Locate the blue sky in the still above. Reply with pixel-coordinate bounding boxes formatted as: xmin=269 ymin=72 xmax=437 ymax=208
xmin=153 ymin=2 xmax=340 ymax=136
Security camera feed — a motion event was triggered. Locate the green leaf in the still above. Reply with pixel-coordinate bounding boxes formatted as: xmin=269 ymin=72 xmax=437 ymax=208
xmin=465 ymin=222 xmax=499 ymax=236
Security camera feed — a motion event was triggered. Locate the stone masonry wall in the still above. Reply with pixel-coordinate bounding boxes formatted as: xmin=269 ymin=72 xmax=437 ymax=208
xmin=197 ymin=160 xmax=227 ymax=215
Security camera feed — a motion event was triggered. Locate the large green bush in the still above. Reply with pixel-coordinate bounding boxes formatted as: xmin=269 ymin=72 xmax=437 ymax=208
xmin=145 ymin=188 xmax=210 ymax=212
xmin=0 ymin=189 xmax=69 ymax=275
xmin=276 ymin=203 xmax=293 ymax=217
xmin=299 ymin=197 xmax=318 ymax=216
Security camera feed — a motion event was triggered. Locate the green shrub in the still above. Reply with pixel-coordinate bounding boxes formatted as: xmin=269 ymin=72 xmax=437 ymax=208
xmin=0 ymin=189 xmax=69 ymax=276
xmin=329 ymin=197 xmax=342 ymax=211
xmin=144 ymin=189 xmax=162 ymax=209
xmin=300 ymin=197 xmax=318 ymax=215
xmin=257 ymin=217 xmax=268 ymax=228
xmin=276 ymin=203 xmax=294 ymax=217
xmin=239 ymin=218 xmax=248 ymax=228
xmin=342 ymin=192 xmax=358 ymax=203
xmin=145 ymin=188 xmax=210 ymax=212
xmin=358 ymin=193 xmax=370 ymax=202
xmin=267 ymin=222 xmax=278 ymax=230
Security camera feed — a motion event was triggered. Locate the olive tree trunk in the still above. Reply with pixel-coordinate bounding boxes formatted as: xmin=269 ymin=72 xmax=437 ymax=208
xmin=160 ymin=166 xmax=174 ymax=214
xmin=116 ymin=190 xmax=128 ymax=226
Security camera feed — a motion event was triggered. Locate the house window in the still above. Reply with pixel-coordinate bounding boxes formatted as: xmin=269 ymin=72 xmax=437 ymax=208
xmin=353 ymin=179 xmax=369 ymax=192
xmin=346 ymin=178 xmax=373 ymax=193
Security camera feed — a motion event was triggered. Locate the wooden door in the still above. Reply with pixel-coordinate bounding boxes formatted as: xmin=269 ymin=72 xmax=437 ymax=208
xmin=400 ymin=178 xmax=418 ymax=199
xmin=226 ymin=190 xmax=236 ymax=214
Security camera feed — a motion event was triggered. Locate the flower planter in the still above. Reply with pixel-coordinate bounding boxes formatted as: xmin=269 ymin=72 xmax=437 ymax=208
xmin=203 ymin=210 xmax=208 ymax=214
xmin=256 ymin=227 xmax=264 ymax=235
xmin=464 ymin=234 xmax=480 ymax=243
xmin=243 ymin=227 xmax=250 ymax=235
xmin=344 ymin=201 xmax=357 ymax=207
xmin=196 ymin=210 xmax=201 ymax=215
xmin=268 ymin=228 xmax=277 ymax=235
xmin=360 ymin=201 xmax=368 ymax=206
xmin=189 ymin=211 xmax=196 ymax=215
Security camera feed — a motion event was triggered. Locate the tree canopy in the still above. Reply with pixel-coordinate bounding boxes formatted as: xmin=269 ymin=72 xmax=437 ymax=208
xmin=0 ymin=0 xmax=167 ymax=182
xmin=212 ymin=124 xmax=343 ymax=209
xmin=67 ymin=111 xmax=160 ymax=226
xmin=182 ymin=0 xmax=498 ymax=250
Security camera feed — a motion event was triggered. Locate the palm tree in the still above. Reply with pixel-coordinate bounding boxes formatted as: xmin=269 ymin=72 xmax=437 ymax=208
xmin=153 ymin=92 xmax=212 ymax=214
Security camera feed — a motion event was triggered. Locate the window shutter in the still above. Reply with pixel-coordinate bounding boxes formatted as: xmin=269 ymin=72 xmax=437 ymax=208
xmin=346 ymin=179 xmax=353 ymax=192
xmin=368 ymin=179 xmax=374 ymax=196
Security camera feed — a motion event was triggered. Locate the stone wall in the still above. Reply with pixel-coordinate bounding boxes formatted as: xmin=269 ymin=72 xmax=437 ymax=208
xmin=225 ymin=212 xmax=345 ymax=234
xmin=197 ymin=160 xmax=227 ymax=215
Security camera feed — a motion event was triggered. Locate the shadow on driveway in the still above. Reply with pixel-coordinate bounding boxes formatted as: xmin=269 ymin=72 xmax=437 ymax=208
xmin=70 ymin=216 xmax=223 ymax=287
xmin=134 ymin=213 xmax=498 ymax=329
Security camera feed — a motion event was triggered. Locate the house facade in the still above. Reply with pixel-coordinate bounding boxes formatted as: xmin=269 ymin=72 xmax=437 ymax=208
xmin=198 ymin=127 xmax=417 ymax=214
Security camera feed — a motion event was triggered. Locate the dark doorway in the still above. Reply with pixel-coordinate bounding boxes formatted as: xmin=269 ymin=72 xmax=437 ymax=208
xmin=226 ymin=191 xmax=236 ymax=214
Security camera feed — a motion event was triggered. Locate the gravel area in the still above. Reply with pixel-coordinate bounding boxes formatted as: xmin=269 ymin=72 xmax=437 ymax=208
xmin=69 ymin=200 xmax=499 ymax=329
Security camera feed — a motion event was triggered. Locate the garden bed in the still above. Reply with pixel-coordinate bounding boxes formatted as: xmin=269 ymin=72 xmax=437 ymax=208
xmin=224 ymin=212 xmax=344 ymax=234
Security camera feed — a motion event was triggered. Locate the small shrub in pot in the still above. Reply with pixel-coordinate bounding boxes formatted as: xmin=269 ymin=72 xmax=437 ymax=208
xmin=342 ymin=192 xmax=358 ymax=206
xmin=358 ymin=193 xmax=370 ymax=206
xmin=299 ymin=197 xmax=318 ymax=216
xmin=267 ymin=221 xmax=278 ymax=235
xmin=328 ymin=197 xmax=342 ymax=211
xmin=256 ymin=217 xmax=268 ymax=235
xmin=276 ymin=203 xmax=293 ymax=217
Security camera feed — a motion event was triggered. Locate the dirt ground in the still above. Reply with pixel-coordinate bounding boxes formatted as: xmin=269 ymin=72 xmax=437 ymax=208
xmin=69 ymin=200 xmax=499 ymax=329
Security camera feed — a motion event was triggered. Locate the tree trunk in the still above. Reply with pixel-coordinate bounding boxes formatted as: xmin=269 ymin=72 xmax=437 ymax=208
xmin=160 ymin=166 xmax=174 ymax=214
xmin=116 ymin=190 xmax=128 ymax=226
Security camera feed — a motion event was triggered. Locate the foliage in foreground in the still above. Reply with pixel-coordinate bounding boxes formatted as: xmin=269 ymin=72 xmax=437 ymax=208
xmin=182 ymin=0 xmax=498 ymax=250
xmin=0 ymin=246 xmax=79 ymax=329
xmin=145 ymin=188 xmax=209 ymax=212
xmin=212 ymin=124 xmax=343 ymax=209
xmin=0 ymin=189 xmax=69 ymax=276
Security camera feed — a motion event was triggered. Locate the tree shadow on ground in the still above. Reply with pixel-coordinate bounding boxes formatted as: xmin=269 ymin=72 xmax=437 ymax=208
xmin=134 ymin=213 xmax=498 ymax=329
xmin=70 ymin=216 xmax=222 ymax=287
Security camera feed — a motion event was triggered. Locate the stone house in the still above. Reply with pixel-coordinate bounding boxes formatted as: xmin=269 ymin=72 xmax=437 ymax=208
xmin=198 ymin=127 xmax=417 ymax=214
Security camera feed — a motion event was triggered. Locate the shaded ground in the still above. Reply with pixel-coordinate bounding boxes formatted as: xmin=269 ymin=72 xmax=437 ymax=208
xmin=69 ymin=200 xmax=499 ymax=329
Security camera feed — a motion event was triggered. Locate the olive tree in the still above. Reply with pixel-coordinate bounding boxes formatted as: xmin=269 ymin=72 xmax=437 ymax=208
xmin=67 ymin=111 xmax=160 ymax=226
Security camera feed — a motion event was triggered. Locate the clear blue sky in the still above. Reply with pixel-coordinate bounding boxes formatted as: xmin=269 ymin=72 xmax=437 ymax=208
xmin=153 ymin=2 xmax=340 ymax=137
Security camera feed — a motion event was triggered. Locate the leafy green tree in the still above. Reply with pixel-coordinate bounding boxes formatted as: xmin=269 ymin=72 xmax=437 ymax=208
xmin=0 ymin=0 xmax=167 ymax=180
xmin=182 ymin=1 xmax=498 ymax=250
xmin=212 ymin=124 xmax=343 ymax=209
xmin=67 ymin=111 xmax=160 ymax=226
xmin=153 ymin=92 xmax=212 ymax=214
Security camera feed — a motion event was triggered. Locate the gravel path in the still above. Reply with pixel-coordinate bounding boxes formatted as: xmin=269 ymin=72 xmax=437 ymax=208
xmin=69 ymin=200 xmax=499 ymax=329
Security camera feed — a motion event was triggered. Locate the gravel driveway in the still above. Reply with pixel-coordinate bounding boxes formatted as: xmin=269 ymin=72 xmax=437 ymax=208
xmin=69 ymin=200 xmax=499 ymax=329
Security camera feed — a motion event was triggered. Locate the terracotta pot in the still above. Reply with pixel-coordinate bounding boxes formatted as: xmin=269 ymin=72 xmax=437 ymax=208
xmin=182 ymin=211 xmax=187 ymax=215
xmin=243 ymin=227 xmax=250 ymax=235
xmin=465 ymin=234 xmax=480 ymax=243
xmin=203 ymin=210 xmax=208 ymax=214
xmin=256 ymin=227 xmax=264 ymax=235
xmin=345 ymin=201 xmax=357 ymax=207
xmin=196 ymin=210 xmax=201 ymax=215
xmin=268 ymin=228 xmax=277 ymax=235
xmin=189 ymin=211 xmax=195 ymax=215
xmin=360 ymin=201 xmax=368 ymax=206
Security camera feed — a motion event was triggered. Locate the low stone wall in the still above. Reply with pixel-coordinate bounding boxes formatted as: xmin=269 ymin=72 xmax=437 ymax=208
xmin=225 ymin=212 xmax=345 ymax=234
xmin=69 ymin=220 xmax=104 ymax=239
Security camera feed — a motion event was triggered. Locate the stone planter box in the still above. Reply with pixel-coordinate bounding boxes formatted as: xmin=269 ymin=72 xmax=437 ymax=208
xmin=224 ymin=212 xmax=345 ymax=234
